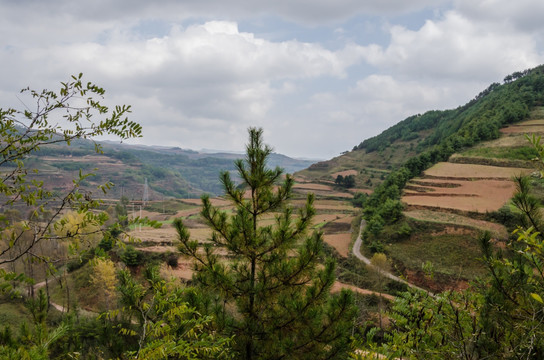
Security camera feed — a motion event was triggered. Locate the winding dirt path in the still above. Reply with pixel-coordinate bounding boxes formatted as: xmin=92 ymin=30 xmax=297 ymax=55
xmin=33 ymin=280 xmax=95 ymax=317
xmin=352 ymin=219 xmax=431 ymax=294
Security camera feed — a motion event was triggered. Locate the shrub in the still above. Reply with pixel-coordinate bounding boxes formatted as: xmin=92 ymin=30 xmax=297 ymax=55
xmin=120 ymin=246 xmax=142 ymax=267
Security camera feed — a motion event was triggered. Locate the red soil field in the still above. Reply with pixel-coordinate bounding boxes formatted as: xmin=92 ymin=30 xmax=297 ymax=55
xmin=402 ymin=179 xmax=514 ymax=212
xmin=403 ymin=161 xmax=529 ymax=212
xmin=293 ymin=183 xmax=333 ymax=191
xmin=424 ymin=162 xmax=530 ymax=179
xmin=323 ymin=233 xmax=351 ymax=257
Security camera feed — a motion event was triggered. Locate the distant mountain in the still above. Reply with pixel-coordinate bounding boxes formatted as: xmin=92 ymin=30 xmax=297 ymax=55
xmin=29 ymin=139 xmax=316 ymax=200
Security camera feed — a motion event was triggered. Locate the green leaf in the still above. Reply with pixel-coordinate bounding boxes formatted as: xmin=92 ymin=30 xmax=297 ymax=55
xmin=530 ymin=293 xmax=543 ymax=304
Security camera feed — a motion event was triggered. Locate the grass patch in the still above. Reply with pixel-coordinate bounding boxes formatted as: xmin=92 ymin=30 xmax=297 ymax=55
xmin=462 ymin=146 xmax=537 ymax=160
xmin=49 ymin=263 xmax=98 ymax=312
xmin=0 ymin=299 xmax=32 ymax=328
xmin=386 ymin=230 xmax=486 ymax=280
xmin=144 ymin=199 xmax=196 ymax=214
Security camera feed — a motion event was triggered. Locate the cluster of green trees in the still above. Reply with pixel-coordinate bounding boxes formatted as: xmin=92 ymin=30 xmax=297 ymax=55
xmin=335 ymin=174 xmax=356 ymax=188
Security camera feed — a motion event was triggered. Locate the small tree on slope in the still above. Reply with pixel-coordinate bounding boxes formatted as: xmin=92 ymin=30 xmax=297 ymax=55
xmin=175 ymin=127 xmax=356 ymax=360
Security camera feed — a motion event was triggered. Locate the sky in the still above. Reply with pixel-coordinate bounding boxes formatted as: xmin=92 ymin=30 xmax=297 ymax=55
xmin=2 ymin=0 xmax=544 ymax=159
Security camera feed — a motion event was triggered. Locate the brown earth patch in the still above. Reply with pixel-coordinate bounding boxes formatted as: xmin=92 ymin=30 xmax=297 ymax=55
xmin=476 ymin=134 xmax=533 ymax=148
xmin=500 ymin=125 xmax=544 ymax=134
xmin=402 ymin=178 xmax=516 ymax=212
xmin=331 ymin=281 xmax=394 ymax=301
xmin=136 ymin=209 xmax=172 ymax=222
xmin=292 ymin=199 xmax=352 ymax=211
xmin=332 ymin=216 xmax=355 ymax=224
xmin=323 ymin=233 xmax=351 ymax=257
xmin=313 ymin=214 xmax=344 ymax=224
xmin=293 ymin=183 xmax=333 ymax=191
xmin=160 ymin=259 xmax=194 ymax=281
xmin=181 ymin=198 xmax=230 ymax=207
xmin=174 ymin=208 xmax=203 ymax=218
xmin=347 ymin=188 xmax=373 ymax=194
xmin=138 ymin=245 xmax=177 ymax=253
xmin=127 ymin=226 xmax=177 ymax=244
xmin=499 ymin=118 xmax=544 ymax=134
xmin=424 ymin=162 xmax=530 ymax=179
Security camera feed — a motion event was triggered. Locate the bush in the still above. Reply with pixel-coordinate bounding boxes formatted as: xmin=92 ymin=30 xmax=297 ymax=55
xmin=66 ymin=251 xmax=95 ymax=273
xmin=98 ymin=234 xmax=114 ymax=252
xmin=166 ymin=254 xmax=179 ymax=268
xmin=120 ymin=246 xmax=142 ymax=267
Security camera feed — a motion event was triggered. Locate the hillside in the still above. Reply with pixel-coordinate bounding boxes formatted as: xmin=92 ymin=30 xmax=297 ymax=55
xmin=297 ymin=67 xmax=543 ymax=190
xmin=20 ymin=138 xmax=315 ymax=200
xmin=295 ymin=66 xmax=544 ymax=291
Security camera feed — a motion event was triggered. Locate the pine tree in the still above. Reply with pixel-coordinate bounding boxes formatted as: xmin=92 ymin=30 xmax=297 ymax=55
xmin=176 ymin=127 xmax=356 ymax=360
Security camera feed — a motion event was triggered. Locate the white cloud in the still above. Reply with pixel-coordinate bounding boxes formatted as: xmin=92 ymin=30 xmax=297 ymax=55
xmin=455 ymin=0 xmax=544 ymax=33
xmin=0 ymin=20 xmax=368 ymax=157
xmin=2 ymin=0 xmax=544 ymax=158
xmin=0 ymin=0 xmax=444 ymax=31
xmin=361 ymin=10 xmax=543 ymax=81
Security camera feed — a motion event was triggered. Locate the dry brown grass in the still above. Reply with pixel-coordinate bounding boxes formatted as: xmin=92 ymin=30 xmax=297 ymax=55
xmin=474 ymin=134 xmax=532 ymax=148
xmin=181 ymin=198 xmax=231 ymax=207
xmin=331 ymin=281 xmax=394 ymax=300
xmin=323 ymin=233 xmax=351 ymax=257
xmin=500 ymin=118 xmax=544 ymax=134
xmin=160 ymin=259 xmax=194 ymax=281
xmin=127 ymin=226 xmax=177 ymax=244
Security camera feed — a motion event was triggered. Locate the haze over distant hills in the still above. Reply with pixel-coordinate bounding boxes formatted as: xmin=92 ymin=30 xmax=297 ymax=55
xmin=27 ymin=139 xmax=316 ymax=200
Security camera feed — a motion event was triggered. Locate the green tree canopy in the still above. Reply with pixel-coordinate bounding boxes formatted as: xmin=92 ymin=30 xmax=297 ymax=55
xmin=176 ymin=128 xmax=356 ymax=360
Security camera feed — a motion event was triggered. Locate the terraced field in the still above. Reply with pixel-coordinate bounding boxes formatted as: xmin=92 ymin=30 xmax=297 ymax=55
xmin=125 ymin=177 xmax=359 ymax=287
xmin=402 ymin=116 xmax=544 ymax=215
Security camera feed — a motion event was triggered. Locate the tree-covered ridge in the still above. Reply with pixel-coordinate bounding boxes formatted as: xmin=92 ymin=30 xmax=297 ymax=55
xmin=356 ymin=66 xmax=544 ymax=154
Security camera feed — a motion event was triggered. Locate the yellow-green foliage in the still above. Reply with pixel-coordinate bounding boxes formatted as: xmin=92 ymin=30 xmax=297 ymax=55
xmin=90 ymin=258 xmax=118 ymax=309
xmin=54 ymin=211 xmax=101 ymax=254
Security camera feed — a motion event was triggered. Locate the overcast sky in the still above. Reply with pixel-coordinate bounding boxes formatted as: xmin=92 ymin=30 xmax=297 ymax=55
xmin=2 ymin=0 xmax=544 ymax=159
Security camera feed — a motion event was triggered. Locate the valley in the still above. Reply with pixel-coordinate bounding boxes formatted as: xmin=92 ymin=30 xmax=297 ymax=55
xmin=4 ymin=66 xmax=544 ymax=358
